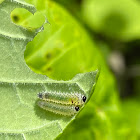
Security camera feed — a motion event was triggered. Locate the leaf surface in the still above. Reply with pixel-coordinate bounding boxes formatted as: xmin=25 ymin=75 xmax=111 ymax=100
xmin=11 ymin=0 xmax=134 ymax=139
xmin=0 ymin=0 xmax=98 ymax=139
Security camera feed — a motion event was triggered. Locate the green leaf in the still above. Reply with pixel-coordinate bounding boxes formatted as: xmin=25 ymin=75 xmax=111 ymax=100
xmin=82 ymin=0 xmax=140 ymax=41
xmin=11 ymin=0 xmax=133 ymax=139
xmin=122 ymin=98 xmax=140 ymax=139
xmin=0 ymin=0 xmax=98 ymax=139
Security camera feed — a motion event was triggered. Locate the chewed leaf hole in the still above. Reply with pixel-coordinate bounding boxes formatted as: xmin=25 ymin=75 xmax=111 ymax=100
xmin=11 ymin=8 xmax=46 ymax=29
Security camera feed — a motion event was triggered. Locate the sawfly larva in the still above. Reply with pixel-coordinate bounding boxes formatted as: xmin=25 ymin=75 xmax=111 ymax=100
xmin=37 ymin=92 xmax=86 ymax=106
xmin=37 ymin=100 xmax=80 ymax=116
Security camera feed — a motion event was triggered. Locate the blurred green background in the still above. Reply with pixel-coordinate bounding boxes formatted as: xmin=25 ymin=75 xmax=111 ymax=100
xmin=11 ymin=0 xmax=140 ymax=139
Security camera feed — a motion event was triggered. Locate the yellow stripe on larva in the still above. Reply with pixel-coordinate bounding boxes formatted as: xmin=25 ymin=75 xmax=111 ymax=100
xmin=38 ymin=92 xmax=87 ymax=106
xmin=37 ymin=100 xmax=80 ymax=116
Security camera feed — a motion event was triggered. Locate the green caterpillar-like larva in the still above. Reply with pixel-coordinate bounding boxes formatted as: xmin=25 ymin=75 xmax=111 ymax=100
xmin=38 ymin=92 xmax=86 ymax=106
xmin=37 ymin=100 xmax=80 ymax=116
xmin=37 ymin=92 xmax=87 ymax=116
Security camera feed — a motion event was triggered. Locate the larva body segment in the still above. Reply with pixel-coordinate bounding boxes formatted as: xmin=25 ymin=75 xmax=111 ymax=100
xmin=38 ymin=92 xmax=86 ymax=106
xmin=37 ymin=100 xmax=79 ymax=116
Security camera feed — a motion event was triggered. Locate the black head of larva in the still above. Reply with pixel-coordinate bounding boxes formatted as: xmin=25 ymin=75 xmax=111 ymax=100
xmin=82 ymin=96 xmax=86 ymax=102
xmin=38 ymin=93 xmax=43 ymax=99
xmin=75 ymin=106 xmax=79 ymax=111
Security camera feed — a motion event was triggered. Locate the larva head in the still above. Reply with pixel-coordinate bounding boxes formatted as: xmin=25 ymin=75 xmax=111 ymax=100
xmin=79 ymin=94 xmax=87 ymax=105
xmin=82 ymin=95 xmax=87 ymax=103
xmin=75 ymin=106 xmax=80 ymax=111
